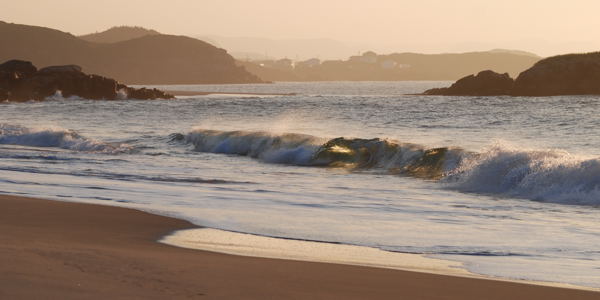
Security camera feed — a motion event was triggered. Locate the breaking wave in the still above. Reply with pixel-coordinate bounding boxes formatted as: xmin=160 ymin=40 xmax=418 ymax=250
xmin=174 ymin=129 xmax=600 ymax=205
xmin=172 ymin=129 xmax=464 ymax=177
xmin=170 ymin=130 xmax=324 ymax=165
xmin=445 ymin=144 xmax=600 ymax=205
xmin=0 ymin=124 xmax=132 ymax=154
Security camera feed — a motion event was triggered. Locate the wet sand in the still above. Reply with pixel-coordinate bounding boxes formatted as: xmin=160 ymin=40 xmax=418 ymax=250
xmin=1 ymin=195 xmax=598 ymax=300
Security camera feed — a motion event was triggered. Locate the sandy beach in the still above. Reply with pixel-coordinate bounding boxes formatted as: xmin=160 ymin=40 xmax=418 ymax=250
xmin=1 ymin=195 xmax=598 ymax=300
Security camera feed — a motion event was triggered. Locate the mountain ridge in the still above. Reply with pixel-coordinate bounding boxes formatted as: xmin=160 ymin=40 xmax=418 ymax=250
xmin=79 ymin=26 xmax=160 ymax=43
xmin=0 ymin=21 xmax=263 ymax=84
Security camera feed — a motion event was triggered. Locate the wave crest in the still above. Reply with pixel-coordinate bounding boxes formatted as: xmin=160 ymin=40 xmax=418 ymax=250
xmin=445 ymin=144 xmax=600 ymax=205
xmin=178 ymin=130 xmax=323 ymax=165
xmin=177 ymin=129 xmax=600 ymax=205
xmin=0 ymin=124 xmax=132 ymax=153
xmin=176 ymin=129 xmax=464 ymax=178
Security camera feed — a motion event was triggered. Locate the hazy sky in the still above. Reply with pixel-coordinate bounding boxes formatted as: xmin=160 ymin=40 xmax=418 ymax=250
xmin=2 ymin=0 xmax=600 ymax=57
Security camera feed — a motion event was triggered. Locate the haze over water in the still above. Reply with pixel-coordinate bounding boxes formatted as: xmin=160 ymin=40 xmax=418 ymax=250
xmin=4 ymin=0 xmax=600 ymax=57
xmin=1 ymin=82 xmax=600 ymax=288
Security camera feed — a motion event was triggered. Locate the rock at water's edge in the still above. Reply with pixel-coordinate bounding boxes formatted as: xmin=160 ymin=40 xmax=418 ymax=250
xmin=423 ymin=52 xmax=600 ymax=96
xmin=424 ymin=70 xmax=514 ymax=96
xmin=0 ymin=60 xmax=174 ymax=101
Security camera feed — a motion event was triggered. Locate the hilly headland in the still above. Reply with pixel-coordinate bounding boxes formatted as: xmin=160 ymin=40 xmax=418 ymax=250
xmin=424 ymin=52 xmax=600 ymax=96
xmin=0 ymin=21 xmax=264 ymax=85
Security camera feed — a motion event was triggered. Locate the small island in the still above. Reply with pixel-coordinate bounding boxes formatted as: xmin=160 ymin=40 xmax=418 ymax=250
xmin=423 ymin=52 xmax=600 ymax=96
xmin=0 ymin=60 xmax=174 ymax=101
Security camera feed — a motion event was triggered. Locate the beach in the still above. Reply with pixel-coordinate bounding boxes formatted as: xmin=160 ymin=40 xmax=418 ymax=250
xmin=3 ymin=82 xmax=600 ymax=289
xmin=3 ymin=3 xmax=600 ymax=298
xmin=1 ymin=194 xmax=598 ymax=300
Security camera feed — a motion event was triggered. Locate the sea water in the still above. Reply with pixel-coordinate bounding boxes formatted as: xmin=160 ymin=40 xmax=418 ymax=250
xmin=1 ymin=81 xmax=600 ymax=288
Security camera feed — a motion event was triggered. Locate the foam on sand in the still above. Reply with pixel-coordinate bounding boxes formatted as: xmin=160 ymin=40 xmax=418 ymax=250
xmin=160 ymin=228 xmax=469 ymax=276
xmin=160 ymin=228 xmax=600 ymax=291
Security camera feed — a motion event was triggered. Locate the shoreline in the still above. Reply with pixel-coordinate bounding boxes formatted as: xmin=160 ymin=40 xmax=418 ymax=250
xmin=160 ymin=227 xmax=470 ymax=277
xmin=161 ymin=228 xmax=598 ymax=292
xmin=1 ymin=194 xmax=599 ymax=299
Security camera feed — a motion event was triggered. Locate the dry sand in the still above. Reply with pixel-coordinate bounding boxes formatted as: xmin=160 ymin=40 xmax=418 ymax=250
xmin=1 ymin=195 xmax=598 ymax=300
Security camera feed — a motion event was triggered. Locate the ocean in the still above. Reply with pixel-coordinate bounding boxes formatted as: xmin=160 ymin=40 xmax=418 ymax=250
xmin=1 ymin=81 xmax=599 ymax=288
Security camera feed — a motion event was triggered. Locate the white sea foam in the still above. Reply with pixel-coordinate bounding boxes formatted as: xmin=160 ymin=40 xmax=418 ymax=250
xmin=184 ymin=129 xmax=323 ymax=165
xmin=160 ymin=228 xmax=598 ymax=291
xmin=160 ymin=228 xmax=469 ymax=276
xmin=44 ymin=90 xmax=85 ymax=101
xmin=0 ymin=124 xmax=131 ymax=153
xmin=179 ymin=129 xmax=600 ymax=206
xmin=445 ymin=143 xmax=600 ymax=205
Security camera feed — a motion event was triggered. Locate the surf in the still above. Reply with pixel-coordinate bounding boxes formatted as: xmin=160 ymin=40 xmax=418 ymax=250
xmin=174 ymin=128 xmax=600 ymax=206
xmin=0 ymin=123 xmax=132 ymax=154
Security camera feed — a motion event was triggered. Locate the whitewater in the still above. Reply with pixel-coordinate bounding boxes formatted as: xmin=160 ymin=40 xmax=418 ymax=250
xmin=1 ymin=81 xmax=600 ymax=288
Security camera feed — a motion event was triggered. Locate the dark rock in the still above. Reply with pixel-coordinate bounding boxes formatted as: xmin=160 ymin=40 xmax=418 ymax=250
xmin=424 ymin=70 xmax=514 ymax=96
xmin=0 ymin=60 xmax=37 ymax=79
xmin=0 ymin=60 xmax=38 ymax=97
xmin=16 ymin=66 xmax=102 ymax=100
xmin=0 ymin=60 xmax=174 ymax=101
xmin=0 ymin=87 xmax=8 ymax=101
xmin=10 ymin=65 xmax=116 ymax=100
xmin=123 ymin=87 xmax=173 ymax=100
xmin=512 ymin=52 xmax=600 ymax=96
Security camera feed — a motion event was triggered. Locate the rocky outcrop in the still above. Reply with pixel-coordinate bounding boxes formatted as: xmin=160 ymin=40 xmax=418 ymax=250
xmin=0 ymin=60 xmax=37 ymax=79
xmin=424 ymin=52 xmax=600 ymax=96
xmin=424 ymin=70 xmax=514 ymax=96
xmin=511 ymin=52 xmax=600 ymax=96
xmin=0 ymin=60 xmax=37 ymax=100
xmin=118 ymin=85 xmax=173 ymax=100
xmin=0 ymin=60 xmax=173 ymax=101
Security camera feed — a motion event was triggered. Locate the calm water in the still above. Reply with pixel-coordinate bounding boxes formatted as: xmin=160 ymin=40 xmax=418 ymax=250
xmin=1 ymin=81 xmax=600 ymax=288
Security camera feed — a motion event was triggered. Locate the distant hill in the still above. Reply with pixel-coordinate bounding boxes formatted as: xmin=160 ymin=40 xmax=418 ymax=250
xmin=488 ymin=49 xmax=540 ymax=58
xmin=0 ymin=21 xmax=263 ymax=84
xmin=241 ymin=50 xmax=541 ymax=82
xmin=197 ymin=35 xmax=367 ymax=61
xmin=79 ymin=26 xmax=160 ymax=43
